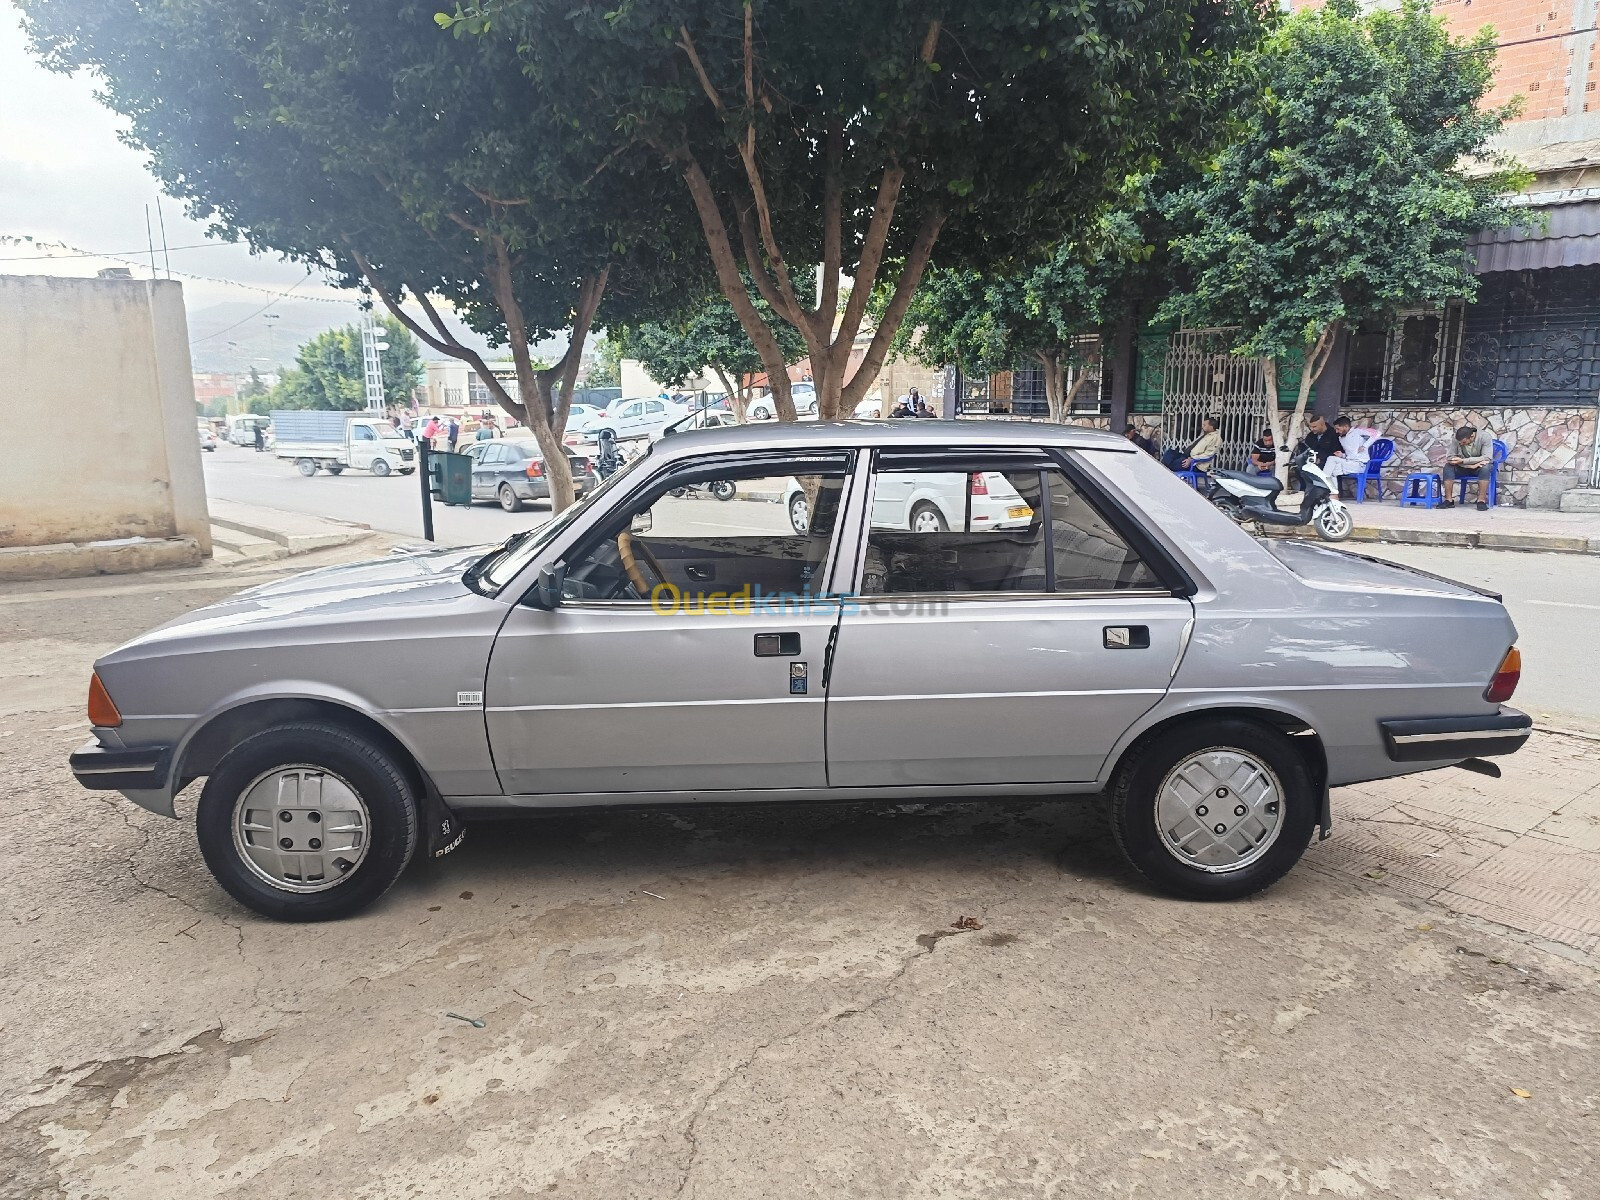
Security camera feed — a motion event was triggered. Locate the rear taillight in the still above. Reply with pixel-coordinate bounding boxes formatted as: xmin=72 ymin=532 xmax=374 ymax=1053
xmin=1484 ymin=646 xmax=1521 ymax=703
xmin=526 ymin=460 xmax=544 ymax=478
xmin=969 ymin=472 xmax=988 ymax=496
xmin=88 ymin=672 xmax=122 ymax=728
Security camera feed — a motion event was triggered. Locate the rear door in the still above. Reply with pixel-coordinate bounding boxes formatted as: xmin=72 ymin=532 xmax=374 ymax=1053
xmin=825 ymin=449 xmax=1193 ymax=786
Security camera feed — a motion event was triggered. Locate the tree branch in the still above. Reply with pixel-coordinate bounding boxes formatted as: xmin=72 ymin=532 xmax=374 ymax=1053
xmin=735 ymin=202 xmax=811 ymax=334
xmin=817 ymin=119 xmax=843 ymax=330
xmin=842 ymin=208 xmax=946 ymax=409
xmin=677 ymin=24 xmax=725 ymax=112
xmin=836 ymin=166 xmax=907 ymax=344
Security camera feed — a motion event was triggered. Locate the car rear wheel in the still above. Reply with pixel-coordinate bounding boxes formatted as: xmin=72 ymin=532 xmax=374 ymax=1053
xmin=788 ymin=493 xmax=810 ymax=534
xmin=910 ymin=501 xmax=947 ymax=534
xmin=296 ymin=458 xmax=318 ymax=477
xmin=1108 ymin=718 xmax=1316 ymax=901
xmin=196 ymin=722 xmax=419 ymax=921
xmin=371 ymin=458 xmax=392 ymax=478
xmin=499 ymin=484 xmax=524 ymax=513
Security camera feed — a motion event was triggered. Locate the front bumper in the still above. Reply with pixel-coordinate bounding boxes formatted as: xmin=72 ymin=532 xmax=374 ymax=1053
xmin=1379 ymin=708 xmax=1531 ymax=762
xmin=69 ymin=739 xmax=174 ymax=791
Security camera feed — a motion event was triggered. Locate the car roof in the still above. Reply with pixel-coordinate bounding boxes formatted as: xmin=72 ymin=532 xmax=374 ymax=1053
xmin=650 ymin=419 xmax=1134 ymax=460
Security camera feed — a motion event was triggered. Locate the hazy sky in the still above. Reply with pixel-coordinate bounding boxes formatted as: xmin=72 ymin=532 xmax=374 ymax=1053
xmin=0 ymin=9 xmax=352 ymax=310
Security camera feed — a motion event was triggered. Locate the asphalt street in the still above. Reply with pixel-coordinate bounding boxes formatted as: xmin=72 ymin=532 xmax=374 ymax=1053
xmin=1356 ymin=542 xmax=1600 ymax=735
xmin=203 ymin=439 xmax=559 ymax=546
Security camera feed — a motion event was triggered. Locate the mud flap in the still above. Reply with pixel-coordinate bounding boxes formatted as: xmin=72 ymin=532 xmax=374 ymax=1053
xmin=419 ymin=779 xmax=467 ymax=859
xmin=1318 ymin=785 xmax=1332 ymax=841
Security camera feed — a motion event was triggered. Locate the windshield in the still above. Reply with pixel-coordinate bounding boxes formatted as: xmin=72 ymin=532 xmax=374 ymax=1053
xmin=464 ymin=449 xmax=650 ymax=596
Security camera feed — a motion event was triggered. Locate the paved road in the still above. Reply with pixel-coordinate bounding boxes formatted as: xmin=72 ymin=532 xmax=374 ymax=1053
xmin=203 ymin=440 xmax=559 ymax=546
xmin=1357 ymin=542 xmax=1600 ymax=733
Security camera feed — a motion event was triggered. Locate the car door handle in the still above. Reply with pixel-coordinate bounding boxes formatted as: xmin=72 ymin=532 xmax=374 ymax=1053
xmin=754 ymin=633 xmax=801 ymax=656
xmin=1103 ymin=626 xmax=1150 ymax=649
xmin=685 ymin=564 xmax=715 ymax=581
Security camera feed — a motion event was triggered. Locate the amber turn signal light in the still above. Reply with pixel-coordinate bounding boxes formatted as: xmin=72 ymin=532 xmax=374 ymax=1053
xmin=1484 ymin=646 xmax=1521 ymax=704
xmin=88 ymin=672 xmax=122 ymax=728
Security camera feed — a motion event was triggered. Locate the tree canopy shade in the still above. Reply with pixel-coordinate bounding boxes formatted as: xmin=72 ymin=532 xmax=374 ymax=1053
xmin=22 ymin=0 xmax=694 ymax=509
xmin=1163 ymin=0 xmax=1525 ymax=459
xmin=453 ymin=0 xmax=1272 ymax=421
xmin=611 ymin=288 xmax=806 ymax=421
xmin=900 ymin=182 xmax=1172 ymax=423
xmin=268 ymin=317 xmax=425 ymax=413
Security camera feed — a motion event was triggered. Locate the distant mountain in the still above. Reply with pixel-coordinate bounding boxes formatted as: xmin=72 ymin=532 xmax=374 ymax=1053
xmin=185 ymin=296 xmax=572 ymax=373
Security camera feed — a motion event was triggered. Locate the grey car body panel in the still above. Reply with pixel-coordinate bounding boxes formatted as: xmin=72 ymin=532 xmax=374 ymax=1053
xmin=79 ymin=421 xmax=1523 ymax=820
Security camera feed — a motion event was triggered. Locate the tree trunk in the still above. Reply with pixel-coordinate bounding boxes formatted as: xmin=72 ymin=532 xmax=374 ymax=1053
xmin=1039 ymin=351 xmax=1065 ymax=423
xmin=1260 ymin=357 xmax=1289 ymax=488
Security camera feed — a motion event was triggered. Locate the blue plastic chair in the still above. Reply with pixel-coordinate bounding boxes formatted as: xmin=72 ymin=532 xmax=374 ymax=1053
xmin=1175 ymin=455 xmax=1214 ymax=491
xmin=1399 ymin=472 xmax=1442 ymax=508
xmin=1454 ymin=439 xmax=1508 ymax=507
xmin=1354 ymin=438 xmax=1395 ymax=503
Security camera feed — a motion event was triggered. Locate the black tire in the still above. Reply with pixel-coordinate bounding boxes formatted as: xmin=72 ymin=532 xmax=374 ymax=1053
xmin=1211 ymin=495 xmax=1243 ymax=521
xmin=327 ymin=465 xmax=345 ymax=476
xmin=296 ymin=458 xmax=318 ymax=477
xmin=196 ymin=722 xmax=419 ymax=921
xmin=371 ymin=458 xmax=392 ymax=478
xmin=1107 ymin=718 xmax=1316 ymax=901
xmin=710 ymin=480 xmax=737 ymax=501
xmin=499 ymin=483 xmax=524 ymax=512
xmin=909 ymin=501 xmax=948 ymax=533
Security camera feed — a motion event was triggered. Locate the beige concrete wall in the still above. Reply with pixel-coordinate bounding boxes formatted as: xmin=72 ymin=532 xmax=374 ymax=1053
xmin=0 ymin=276 xmax=211 ymax=553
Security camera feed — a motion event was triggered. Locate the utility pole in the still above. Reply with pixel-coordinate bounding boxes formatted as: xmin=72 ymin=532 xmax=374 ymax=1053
xmin=361 ymin=317 xmax=390 ymax=413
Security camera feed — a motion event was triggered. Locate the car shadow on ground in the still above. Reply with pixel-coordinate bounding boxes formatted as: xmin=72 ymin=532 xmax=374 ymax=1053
xmin=385 ymin=794 xmax=1144 ymax=912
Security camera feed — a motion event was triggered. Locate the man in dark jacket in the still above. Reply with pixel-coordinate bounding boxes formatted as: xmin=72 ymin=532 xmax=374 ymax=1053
xmin=1298 ymin=415 xmax=1343 ymax=467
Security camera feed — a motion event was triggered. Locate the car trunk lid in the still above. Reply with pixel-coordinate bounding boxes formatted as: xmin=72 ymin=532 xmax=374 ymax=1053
xmin=1262 ymin=539 xmax=1501 ymax=601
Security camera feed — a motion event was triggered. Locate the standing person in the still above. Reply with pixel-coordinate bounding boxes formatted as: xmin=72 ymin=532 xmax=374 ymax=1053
xmin=908 ymin=386 xmax=927 ymax=416
xmin=1442 ymin=423 xmax=1495 ymax=510
xmin=421 ymin=415 xmax=440 ymax=449
xmin=398 ymin=410 xmax=413 ymax=441
xmin=474 ymin=421 xmax=495 ymax=442
xmin=446 ymin=414 xmax=460 ymax=453
xmin=252 ymin=421 xmax=266 ymax=453
xmin=1161 ymin=416 xmax=1221 ymax=473
xmin=1248 ymin=428 xmax=1278 ymax=475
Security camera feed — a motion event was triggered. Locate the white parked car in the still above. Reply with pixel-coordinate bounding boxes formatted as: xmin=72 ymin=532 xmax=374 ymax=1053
xmin=750 ymin=384 xmax=817 ymax=420
xmin=785 ymin=470 xmax=1033 ymax=535
xmin=561 ymin=403 xmax=610 ymax=447
xmin=603 ymin=396 xmax=688 ymax=442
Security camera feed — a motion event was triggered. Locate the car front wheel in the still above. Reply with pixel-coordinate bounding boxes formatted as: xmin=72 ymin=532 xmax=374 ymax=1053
xmin=196 ymin=722 xmax=419 ymax=921
xmin=1108 ymin=718 xmax=1316 ymax=901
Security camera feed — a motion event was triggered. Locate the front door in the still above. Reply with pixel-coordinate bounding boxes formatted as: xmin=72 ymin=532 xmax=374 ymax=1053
xmin=826 ymin=451 xmax=1192 ymax=786
xmin=484 ymin=452 xmax=854 ymax=795
xmin=347 ymin=423 xmax=380 ymax=470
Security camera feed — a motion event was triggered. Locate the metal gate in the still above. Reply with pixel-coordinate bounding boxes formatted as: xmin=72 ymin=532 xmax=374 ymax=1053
xmin=1161 ymin=328 xmax=1265 ymax=471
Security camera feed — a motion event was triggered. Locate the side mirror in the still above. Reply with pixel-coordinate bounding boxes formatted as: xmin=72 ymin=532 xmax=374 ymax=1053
xmin=527 ymin=563 xmax=566 ymax=610
xmin=630 ymin=510 xmax=653 ymax=535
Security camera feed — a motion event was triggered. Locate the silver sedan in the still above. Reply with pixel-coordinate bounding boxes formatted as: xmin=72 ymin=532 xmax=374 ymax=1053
xmin=72 ymin=422 xmax=1530 ymax=920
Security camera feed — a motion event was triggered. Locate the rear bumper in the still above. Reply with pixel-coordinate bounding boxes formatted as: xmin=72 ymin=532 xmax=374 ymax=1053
xmin=69 ymin=739 xmax=174 ymax=791
xmin=1379 ymin=709 xmax=1531 ymax=762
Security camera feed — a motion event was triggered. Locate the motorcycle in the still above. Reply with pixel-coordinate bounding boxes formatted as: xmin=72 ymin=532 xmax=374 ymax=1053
xmin=1206 ymin=446 xmax=1353 ymax=542
xmin=668 ymin=479 xmax=737 ymax=501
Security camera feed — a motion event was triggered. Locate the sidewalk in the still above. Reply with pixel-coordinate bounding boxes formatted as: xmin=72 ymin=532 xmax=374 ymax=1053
xmin=1269 ymin=494 xmax=1600 ymax=553
xmin=207 ymin=497 xmax=376 ymax=562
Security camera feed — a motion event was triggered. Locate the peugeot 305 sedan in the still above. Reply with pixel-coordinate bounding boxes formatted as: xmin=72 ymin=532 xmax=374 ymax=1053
xmin=71 ymin=422 xmax=1530 ymax=921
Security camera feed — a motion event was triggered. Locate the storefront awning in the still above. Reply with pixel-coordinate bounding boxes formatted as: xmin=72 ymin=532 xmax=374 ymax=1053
xmin=1470 ymin=198 xmax=1600 ymax=273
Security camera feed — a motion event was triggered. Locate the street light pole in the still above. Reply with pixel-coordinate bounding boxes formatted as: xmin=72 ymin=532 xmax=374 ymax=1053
xmin=361 ymin=318 xmax=390 ymax=414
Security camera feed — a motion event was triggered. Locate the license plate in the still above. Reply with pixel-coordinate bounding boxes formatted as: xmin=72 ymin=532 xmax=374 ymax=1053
xmin=1007 ymin=505 xmax=1032 ymax=519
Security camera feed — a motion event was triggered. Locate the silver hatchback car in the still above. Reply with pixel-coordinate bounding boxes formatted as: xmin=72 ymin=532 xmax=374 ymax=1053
xmin=72 ymin=422 xmax=1530 ymax=920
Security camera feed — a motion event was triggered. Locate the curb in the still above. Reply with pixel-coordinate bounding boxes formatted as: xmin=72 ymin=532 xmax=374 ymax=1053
xmin=210 ymin=514 xmax=373 ymax=555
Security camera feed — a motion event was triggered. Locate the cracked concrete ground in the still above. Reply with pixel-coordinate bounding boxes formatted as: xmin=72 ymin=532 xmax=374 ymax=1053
xmin=3 ymin=555 xmax=1598 ymax=1199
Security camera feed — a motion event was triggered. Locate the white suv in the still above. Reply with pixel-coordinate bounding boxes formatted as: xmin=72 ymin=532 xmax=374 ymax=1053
xmin=785 ymin=470 xmax=1033 ymax=534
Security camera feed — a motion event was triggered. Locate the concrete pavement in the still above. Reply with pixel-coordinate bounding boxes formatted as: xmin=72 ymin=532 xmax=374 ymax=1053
xmin=2 ymin=547 xmax=1598 ymax=1198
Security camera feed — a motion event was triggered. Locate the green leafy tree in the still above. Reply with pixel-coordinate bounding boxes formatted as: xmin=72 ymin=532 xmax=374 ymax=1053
xmin=23 ymin=0 xmax=692 ymax=510
xmin=445 ymin=0 xmax=1269 ymax=421
xmin=902 ymin=189 xmax=1168 ymax=422
xmin=1165 ymin=0 xmax=1525 ymax=466
xmin=612 ymin=289 xmax=805 ymax=421
xmin=264 ymin=318 xmax=424 ymax=411
xmin=585 ymin=337 xmax=623 ymax=389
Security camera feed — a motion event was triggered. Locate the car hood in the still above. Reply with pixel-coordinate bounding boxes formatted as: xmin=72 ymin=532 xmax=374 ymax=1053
xmin=105 ymin=545 xmax=496 ymax=657
xmin=1263 ymin=540 xmax=1500 ymax=602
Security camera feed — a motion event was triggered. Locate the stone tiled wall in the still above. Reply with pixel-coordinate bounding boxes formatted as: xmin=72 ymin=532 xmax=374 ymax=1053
xmin=1336 ymin=405 xmax=1597 ymax=505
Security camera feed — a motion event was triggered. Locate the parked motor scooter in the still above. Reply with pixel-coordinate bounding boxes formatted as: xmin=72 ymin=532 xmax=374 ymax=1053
xmin=1206 ymin=447 xmax=1353 ymax=542
xmin=668 ymin=479 xmax=737 ymax=501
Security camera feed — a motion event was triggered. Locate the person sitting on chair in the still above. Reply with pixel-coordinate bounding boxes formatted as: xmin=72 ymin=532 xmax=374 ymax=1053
xmin=1123 ymin=424 xmax=1158 ymax=456
xmin=1441 ymin=424 xmax=1495 ymax=510
xmin=1161 ymin=416 xmax=1221 ymax=473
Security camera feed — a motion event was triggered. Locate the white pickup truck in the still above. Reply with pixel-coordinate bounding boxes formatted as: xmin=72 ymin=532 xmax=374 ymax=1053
xmin=272 ymin=411 xmax=417 ymax=477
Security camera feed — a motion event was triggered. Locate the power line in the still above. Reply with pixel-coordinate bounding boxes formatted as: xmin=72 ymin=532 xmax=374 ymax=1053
xmin=0 ymin=239 xmax=217 ymax=262
xmin=1446 ymin=26 xmax=1598 ymax=57
xmin=190 ymin=271 xmax=316 ymax=344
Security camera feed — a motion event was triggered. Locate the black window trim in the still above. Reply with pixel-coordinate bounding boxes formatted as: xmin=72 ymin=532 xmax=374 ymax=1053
xmin=550 ymin=448 xmax=858 ymax=610
xmin=1049 ymin=448 xmax=1198 ymax=597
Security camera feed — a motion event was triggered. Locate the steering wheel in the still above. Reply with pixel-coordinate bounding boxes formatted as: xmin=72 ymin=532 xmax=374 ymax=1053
xmin=616 ymin=530 xmax=668 ymax=595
